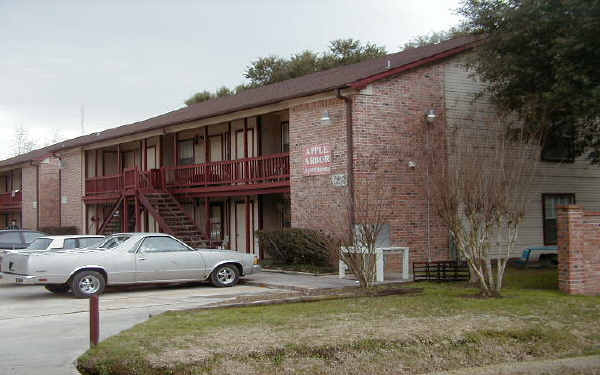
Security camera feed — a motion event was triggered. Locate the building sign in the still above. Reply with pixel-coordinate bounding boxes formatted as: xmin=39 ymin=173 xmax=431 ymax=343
xmin=303 ymin=144 xmax=331 ymax=176
xmin=331 ymin=173 xmax=347 ymax=187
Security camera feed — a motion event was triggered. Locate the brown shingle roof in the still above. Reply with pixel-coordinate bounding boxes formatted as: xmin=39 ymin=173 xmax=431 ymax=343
xmin=0 ymin=35 xmax=478 ymax=168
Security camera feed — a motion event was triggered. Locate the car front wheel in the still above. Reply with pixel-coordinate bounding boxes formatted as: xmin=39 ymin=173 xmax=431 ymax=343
xmin=71 ymin=270 xmax=105 ymax=298
xmin=210 ymin=264 xmax=240 ymax=287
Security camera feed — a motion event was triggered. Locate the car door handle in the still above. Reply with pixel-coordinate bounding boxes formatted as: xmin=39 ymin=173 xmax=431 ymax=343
xmin=138 ymin=257 xmax=146 ymax=261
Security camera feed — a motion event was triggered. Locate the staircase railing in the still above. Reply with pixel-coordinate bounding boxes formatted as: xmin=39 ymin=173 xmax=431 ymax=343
xmin=97 ymin=194 xmax=125 ymax=234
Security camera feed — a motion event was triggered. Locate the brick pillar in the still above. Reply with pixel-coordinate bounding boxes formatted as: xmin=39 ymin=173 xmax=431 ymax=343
xmin=558 ymin=205 xmax=585 ymax=295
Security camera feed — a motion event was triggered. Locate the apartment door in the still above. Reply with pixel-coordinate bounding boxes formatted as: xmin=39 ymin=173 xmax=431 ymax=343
xmin=145 ymin=146 xmax=156 ymax=170
xmin=234 ymin=201 xmax=254 ymax=253
xmin=235 ymin=129 xmax=255 ymax=159
xmin=103 ymin=151 xmax=118 ymax=176
xmin=209 ymin=135 xmax=223 ymax=162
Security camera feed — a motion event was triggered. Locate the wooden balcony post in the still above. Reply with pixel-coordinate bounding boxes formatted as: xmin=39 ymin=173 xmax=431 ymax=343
xmin=244 ymin=118 xmax=249 ymax=183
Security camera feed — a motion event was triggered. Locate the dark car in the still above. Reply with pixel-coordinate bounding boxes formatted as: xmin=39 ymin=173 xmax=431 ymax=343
xmin=0 ymin=230 xmax=47 ymax=251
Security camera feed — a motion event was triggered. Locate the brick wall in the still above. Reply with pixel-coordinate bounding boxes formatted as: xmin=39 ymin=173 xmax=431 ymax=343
xmin=558 ymin=205 xmax=600 ymax=296
xmin=289 ymin=63 xmax=450 ymax=266
xmin=38 ymin=158 xmax=60 ymax=228
xmin=289 ymin=98 xmax=349 ymax=231
xmin=353 ymin=64 xmax=449 ymax=263
xmin=21 ymin=165 xmax=37 ymax=230
xmin=60 ymin=151 xmax=83 ymax=233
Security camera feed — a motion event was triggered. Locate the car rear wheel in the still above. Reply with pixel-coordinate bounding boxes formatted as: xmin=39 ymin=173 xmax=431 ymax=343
xmin=210 ymin=264 xmax=240 ymax=287
xmin=45 ymin=284 xmax=69 ymax=294
xmin=71 ymin=270 xmax=105 ymax=298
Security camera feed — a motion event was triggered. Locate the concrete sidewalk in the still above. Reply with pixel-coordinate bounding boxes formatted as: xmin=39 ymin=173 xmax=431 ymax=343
xmin=244 ymin=272 xmax=357 ymax=291
xmin=243 ymin=270 xmax=408 ymax=292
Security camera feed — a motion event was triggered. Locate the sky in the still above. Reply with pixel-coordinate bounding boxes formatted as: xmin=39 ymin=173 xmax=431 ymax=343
xmin=0 ymin=0 xmax=462 ymax=160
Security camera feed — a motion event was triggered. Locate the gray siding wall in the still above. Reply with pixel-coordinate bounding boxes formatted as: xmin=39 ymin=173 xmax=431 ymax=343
xmin=444 ymin=55 xmax=600 ymax=257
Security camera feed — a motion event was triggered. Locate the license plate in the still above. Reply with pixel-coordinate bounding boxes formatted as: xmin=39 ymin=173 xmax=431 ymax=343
xmin=15 ymin=277 xmax=23 ymax=284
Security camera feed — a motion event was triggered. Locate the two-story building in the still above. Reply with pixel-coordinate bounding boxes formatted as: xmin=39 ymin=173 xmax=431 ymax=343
xmin=2 ymin=35 xmax=598 ymax=263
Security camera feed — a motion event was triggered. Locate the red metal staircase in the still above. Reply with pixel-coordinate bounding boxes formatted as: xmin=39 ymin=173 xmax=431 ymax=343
xmin=96 ymin=169 xmax=211 ymax=248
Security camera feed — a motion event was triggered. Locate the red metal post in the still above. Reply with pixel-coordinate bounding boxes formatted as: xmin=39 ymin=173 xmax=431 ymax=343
xmin=89 ymin=295 xmax=99 ymax=347
xmin=244 ymin=119 xmax=249 ymax=183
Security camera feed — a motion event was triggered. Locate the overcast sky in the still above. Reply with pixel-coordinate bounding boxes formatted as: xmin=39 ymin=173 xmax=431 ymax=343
xmin=0 ymin=0 xmax=462 ymax=160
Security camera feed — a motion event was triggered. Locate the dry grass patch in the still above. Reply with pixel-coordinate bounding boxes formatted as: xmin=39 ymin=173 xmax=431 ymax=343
xmin=77 ymin=268 xmax=600 ymax=375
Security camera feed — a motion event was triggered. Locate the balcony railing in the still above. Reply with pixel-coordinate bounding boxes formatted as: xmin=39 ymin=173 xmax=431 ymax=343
xmin=0 ymin=191 xmax=22 ymax=210
xmin=84 ymin=153 xmax=290 ymax=196
xmin=163 ymin=152 xmax=290 ymax=189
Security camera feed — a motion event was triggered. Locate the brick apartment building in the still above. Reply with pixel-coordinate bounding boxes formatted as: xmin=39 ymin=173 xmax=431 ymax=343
xmin=1 ymin=36 xmax=599 ymax=263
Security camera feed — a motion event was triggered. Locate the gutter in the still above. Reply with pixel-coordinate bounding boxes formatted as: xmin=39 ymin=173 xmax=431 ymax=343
xmin=336 ymin=88 xmax=355 ymax=229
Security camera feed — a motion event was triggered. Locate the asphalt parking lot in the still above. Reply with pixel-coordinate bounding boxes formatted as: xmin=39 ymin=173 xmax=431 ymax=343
xmin=0 ymin=281 xmax=276 ymax=375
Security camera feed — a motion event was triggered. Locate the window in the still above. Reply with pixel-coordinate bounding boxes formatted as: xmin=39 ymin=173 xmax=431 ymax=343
xmin=178 ymin=139 xmax=194 ymax=165
xmin=63 ymin=239 xmax=79 ymax=249
xmin=26 ymin=238 xmax=52 ymax=250
xmin=98 ymin=235 xmax=131 ymax=249
xmin=138 ymin=236 xmax=190 ymax=253
xmin=0 ymin=232 xmax=23 ymax=248
xmin=79 ymin=237 xmax=104 ymax=249
xmin=22 ymin=232 xmax=44 ymax=244
xmin=543 ymin=194 xmax=575 ymax=245
xmin=541 ymin=125 xmax=575 ymax=162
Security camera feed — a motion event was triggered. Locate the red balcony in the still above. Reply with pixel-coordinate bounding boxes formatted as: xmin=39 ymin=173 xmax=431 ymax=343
xmin=84 ymin=153 xmax=290 ymax=200
xmin=0 ymin=191 xmax=22 ymax=211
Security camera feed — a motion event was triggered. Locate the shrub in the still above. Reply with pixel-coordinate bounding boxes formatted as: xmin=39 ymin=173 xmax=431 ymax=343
xmin=255 ymin=228 xmax=331 ymax=266
xmin=38 ymin=226 xmax=79 ymax=235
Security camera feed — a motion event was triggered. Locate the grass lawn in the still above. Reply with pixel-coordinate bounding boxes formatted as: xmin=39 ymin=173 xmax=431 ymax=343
xmin=77 ymin=268 xmax=600 ymax=375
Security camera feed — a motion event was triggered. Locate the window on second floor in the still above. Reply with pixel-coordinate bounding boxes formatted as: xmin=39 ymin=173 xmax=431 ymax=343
xmin=178 ymin=139 xmax=194 ymax=166
xmin=541 ymin=125 xmax=575 ymax=163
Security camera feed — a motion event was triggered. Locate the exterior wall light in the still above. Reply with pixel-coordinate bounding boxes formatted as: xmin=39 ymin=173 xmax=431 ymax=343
xmin=320 ymin=110 xmax=332 ymax=125
xmin=425 ymin=109 xmax=437 ymax=124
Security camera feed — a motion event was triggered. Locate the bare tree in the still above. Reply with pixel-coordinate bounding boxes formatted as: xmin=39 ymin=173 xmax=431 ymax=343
xmin=11 ymin=124 xmax=37 ymax=157
xmin=299 ymin=162 xmax=391 ymax=288
xmin=433 ymin=118 xmax=538 ymax=297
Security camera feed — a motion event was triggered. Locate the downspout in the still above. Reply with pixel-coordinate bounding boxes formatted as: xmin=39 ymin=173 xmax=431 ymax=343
xmin=336 ymin=88 xmax=355 ymax=230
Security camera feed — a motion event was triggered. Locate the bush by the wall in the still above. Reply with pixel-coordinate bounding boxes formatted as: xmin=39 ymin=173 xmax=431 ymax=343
xmin=38 ymin=226 xmax=79 ymax=235
xmin=255 ymin=228 xmax=331 ymax=266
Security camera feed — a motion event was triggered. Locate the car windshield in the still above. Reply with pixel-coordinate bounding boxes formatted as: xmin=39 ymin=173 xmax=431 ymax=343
xmin=96 ymin=235 xmax=131 ymax=249
xmin=26 ymin=238 xmax=53 ymax=250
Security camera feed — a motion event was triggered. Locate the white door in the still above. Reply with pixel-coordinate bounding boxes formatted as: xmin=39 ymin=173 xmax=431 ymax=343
xmin=210 ymin=135 xmax=222 ymax=162
xmin=235 ymin=203 xmax=247 ymax=253
xmin=235 ymin=201 xmax=255 ymax=254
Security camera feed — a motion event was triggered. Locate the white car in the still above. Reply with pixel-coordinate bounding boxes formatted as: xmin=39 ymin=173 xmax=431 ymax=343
xmin=25 ymin=235 xmax=105 ymax=252
xmin=0 ymin=233 xmax=261 ymax=298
